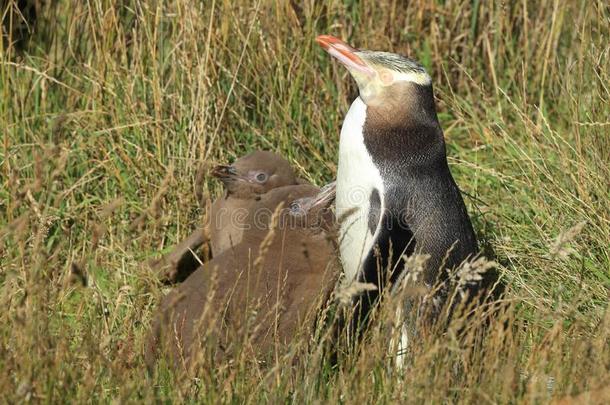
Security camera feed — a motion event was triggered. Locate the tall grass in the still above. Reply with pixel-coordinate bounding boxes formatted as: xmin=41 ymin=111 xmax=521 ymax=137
xmin=1 ymin=0 xmax=609 ymax=402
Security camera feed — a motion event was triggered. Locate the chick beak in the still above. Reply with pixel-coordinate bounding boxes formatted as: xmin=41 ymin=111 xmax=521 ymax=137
xmin=315 ymin=35 xmax=375 ymax=77
xmin=211 ymin=165 xmax=241 ymax=183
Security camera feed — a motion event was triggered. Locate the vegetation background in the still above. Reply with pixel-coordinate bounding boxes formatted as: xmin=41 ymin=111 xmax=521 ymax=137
xmin=1 ymin=0 xmax=608 ymax=403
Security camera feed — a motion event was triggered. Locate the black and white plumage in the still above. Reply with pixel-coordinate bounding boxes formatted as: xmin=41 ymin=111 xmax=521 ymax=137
xmin=316 ymin=35 xmax=480 ymax=344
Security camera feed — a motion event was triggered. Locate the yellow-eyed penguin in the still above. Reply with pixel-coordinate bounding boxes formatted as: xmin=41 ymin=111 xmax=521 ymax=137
xmin=316 ymin=35 xmax=479 ymax=327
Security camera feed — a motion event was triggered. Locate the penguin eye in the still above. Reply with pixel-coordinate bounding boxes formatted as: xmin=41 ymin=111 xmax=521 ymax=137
xmin=380 ymin=69 xmax=394 ymax=85
xmin=255 ymin=172 xmax=268 ymax=183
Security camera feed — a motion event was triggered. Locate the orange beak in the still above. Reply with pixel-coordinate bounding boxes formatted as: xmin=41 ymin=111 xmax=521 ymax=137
xmin=315 ymin=35 xmax=375 ymax=77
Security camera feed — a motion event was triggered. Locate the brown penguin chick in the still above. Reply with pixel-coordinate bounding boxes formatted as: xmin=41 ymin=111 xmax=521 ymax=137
xmin=145 ymin=184 xmax=339 ymax=372
xmin=208 ymin=150 xmax=300 ymax=256
xmin=289 ymin=181 xmax=336 ymax=233
xmin=148 ymin=150 xmax=300 ymax=283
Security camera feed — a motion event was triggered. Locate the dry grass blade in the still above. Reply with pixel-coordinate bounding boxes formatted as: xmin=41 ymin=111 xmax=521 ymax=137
xmin=548 ymin=221 xmax=587 ymax=260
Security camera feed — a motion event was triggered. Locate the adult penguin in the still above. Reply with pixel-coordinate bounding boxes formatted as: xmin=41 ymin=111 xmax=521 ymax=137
xmin=316 ymin=35 xmax=479 ymax=328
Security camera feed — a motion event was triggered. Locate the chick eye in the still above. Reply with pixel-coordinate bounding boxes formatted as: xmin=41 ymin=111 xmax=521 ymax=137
xmin=255 ymin=172 xmax=268 ymax=183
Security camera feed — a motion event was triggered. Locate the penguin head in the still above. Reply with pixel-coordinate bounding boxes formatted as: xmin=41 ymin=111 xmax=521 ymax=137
xmin=316 ymin=35 xmax=432 ymax=107
xmin=212 ymin=151 xmax=298 ymax=197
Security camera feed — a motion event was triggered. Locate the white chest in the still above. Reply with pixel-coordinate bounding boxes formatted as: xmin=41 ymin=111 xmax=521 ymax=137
xmin=336 ymin=98 xmax=385 ymax=283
